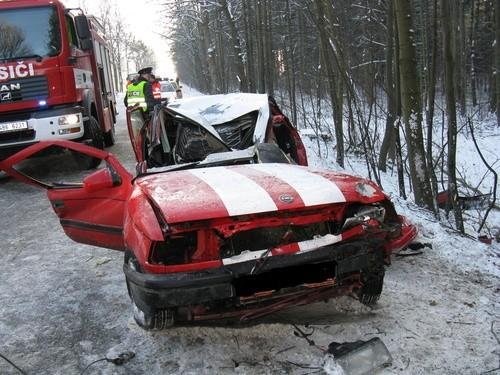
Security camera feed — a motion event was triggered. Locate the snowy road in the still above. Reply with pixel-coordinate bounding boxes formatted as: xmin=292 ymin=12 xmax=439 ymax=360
xmin=0 ymin=98 xmax=499 ymax=374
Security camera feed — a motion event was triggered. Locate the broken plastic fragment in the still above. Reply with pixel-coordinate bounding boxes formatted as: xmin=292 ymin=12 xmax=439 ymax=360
xmin=327 ymin=337 xmax=392 ymax=375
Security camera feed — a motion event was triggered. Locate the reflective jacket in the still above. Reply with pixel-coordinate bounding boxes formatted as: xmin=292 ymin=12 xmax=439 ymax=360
xmin=126 ymin=81 xmax=148 ymax=111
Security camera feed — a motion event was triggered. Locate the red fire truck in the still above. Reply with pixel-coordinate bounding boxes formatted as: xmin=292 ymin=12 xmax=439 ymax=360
xmin=0 ymin=0 xmax=117 ymax=168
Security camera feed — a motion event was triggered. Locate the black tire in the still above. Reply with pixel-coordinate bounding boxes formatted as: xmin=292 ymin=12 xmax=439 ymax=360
xmin=73 ymin=115 xmax=104 ymax=169
xmin=132 ymin=302 xmax=175 ymax=330
xmin=124 ymin=252 xmax=175 ymax=330
xmin=357 ymin=268 xmax=385 ymax=306
xmin=103 ymin=123 xmax=116 ymax=147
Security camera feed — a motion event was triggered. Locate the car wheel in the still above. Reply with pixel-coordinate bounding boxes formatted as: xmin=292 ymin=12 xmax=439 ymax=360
xmin=132 ymin=301 xmax=175 ymax=330
xmin=72 ymin=115 xmax=104 ymax=169
xmin=103 ymin=122 xmax=116 ymax=147
xmin=124 ymin=252 xmax=175 ymax=330
xmin=357 ymin=268 xmax=385 ymax=306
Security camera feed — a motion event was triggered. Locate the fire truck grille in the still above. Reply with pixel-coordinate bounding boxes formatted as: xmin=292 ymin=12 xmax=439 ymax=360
xmin=0 ymin=129 xmax=35 ymax=143
xmin=0 ymin=76 xmax=49 ymax=104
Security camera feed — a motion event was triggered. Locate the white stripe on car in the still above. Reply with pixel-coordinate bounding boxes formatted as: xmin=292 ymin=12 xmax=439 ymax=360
xmin=247 ymin=164 xmax=346 ymax=206
xmin=188 ymin=167 xmax=278 ymax=216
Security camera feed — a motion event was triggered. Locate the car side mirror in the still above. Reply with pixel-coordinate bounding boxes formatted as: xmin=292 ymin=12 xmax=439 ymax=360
xmin=74 ymin=15 xmax=93 ymax=51
xmin=83 ymin=167 xmax=121 ymax=193
xmin=80 ymin=39 xmax=93 ymax=51
xmin=75 ymin=15 xmax=91 ymax=38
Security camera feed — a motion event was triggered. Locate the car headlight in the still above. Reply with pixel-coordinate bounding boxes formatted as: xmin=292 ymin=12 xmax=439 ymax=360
xmin=342 ymin=205 xmax=386 ymax=231
xmin=58 ymin=114 xmax=81 ymax=126
xmin=326 ymin=337 xmax=393 ymax=375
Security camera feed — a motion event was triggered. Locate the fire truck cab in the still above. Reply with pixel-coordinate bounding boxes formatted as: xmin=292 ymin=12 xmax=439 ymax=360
xmin=0 ymin=0 xmax=117 ymax=168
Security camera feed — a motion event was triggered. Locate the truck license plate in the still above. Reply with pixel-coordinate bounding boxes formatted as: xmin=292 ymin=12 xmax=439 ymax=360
xmin=0 ymin=121 xmax=28 ymax=133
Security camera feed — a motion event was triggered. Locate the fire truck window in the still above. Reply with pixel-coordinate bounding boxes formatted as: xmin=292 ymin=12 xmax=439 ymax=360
xmin=98 ymin=66 xmax=109 ymax=107
xmin=0 ymin=6 xmax=61 ymax=60
xmin=65 ymin=16 xmax=79 ymax=48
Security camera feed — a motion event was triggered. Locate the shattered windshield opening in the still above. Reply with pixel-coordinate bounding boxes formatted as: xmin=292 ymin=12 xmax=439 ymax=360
xmin=213 ymin=111 xmax=258 ymax=150
xmin=174 ymin=121 xmax=229 ymax=164
xmin=0 ymin=6 xmax=61 ymax=61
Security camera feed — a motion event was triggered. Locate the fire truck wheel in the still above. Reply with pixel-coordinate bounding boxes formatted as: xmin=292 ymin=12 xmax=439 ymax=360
xmin=73 ymin=116 xmax=104 ymax=169
xmin=104 ymin=123 xmax=116 ymax=147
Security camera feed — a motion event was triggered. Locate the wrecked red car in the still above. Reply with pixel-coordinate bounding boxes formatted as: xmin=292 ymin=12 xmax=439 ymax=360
xmin=0 ymin=94 xmax=417 ymax=330
xmin=126 ymin=93 xmax=308 ymax=173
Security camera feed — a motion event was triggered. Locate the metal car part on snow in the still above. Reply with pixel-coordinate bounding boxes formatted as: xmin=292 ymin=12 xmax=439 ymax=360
xmin=0 ymin=96 xmax=417 ymax=330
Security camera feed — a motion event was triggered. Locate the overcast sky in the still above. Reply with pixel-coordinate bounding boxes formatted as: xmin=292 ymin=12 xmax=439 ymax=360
xmin=63 ymin=0 xmax=176 ymax=78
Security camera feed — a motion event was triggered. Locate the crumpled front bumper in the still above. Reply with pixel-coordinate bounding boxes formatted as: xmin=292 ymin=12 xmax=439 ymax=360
xmin=385 ymin=215 xmax=418 ymax=252
xmin=124 ymin=239 xmax=385 ymax=319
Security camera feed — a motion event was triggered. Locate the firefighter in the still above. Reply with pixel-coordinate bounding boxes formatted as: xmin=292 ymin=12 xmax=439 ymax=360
xmin=150 ymin=74 xmax=162 ymax=104
xmin=124 ymin=67 xmax=156 ymax=113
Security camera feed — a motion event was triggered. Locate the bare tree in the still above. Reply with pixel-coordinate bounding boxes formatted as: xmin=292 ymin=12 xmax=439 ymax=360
xmin=394 ymin=0 xmax=434 ymax=209
xmin=496 ymin=0 xmax=500 ymax=125
xmin=0 ymin=24 xmax=31 ymax=59
xmin=443 ymin=0 xmax=465 ymax=231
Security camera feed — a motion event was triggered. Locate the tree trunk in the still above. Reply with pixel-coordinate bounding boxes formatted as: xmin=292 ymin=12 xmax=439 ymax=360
xmin=496 ymin=0 xmax=500 ymax=125
xmin=264 ymin=0 xmax=274 ymax=95
xmin=285 ymin=0 xmax=297 ymax=124
xmin=443 ymin=0 xmax=465 ymax=232
xmin=426 ymin=0 xmax=440 ymax=214
xmin=316 ymin=0 xmax=344 ymax=167
xmin=379 ymin=0 xmax=396 ymax=172
xmin=394 ymin=0 xmax=434 ymax=208
xmin=256 ymin=0 xmax=266 ymax=93
xmin=242 ymin=1 xmax=256 ymax=92
xmin=220 ymin=0 xmax=248 ymax=92
xmin=470 ymin=0 xmax=478 ymax=107
xmin=197 ymin=2 xmax=213 ymax=93
xmin=456 ymin=0 xmax=466 ymax=115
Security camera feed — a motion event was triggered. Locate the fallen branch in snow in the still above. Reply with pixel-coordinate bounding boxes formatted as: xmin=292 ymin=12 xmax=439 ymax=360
xmin=233 ymin=335 xmax=240 ymax=351
xmin=274 ymin=345 xmax=296 ymax=355
xmin=0 ymin=352 xmax=26 ymax=375
xmin=468 ymin=118 xmax=498 ymax=233
xmin=441 ymin=223 xmax=477 ymax=240
xmin=286 ymin=360 xmax=322 ymax=371
xmin=292 ymin=324 xmax=323 ymax=350
xmin=491 ymin=321 xmax=500 ymax=345
xmin=481 ymin=367 xmax=500 ymax=374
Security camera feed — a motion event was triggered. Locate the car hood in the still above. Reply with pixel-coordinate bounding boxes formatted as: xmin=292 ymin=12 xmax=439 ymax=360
xmin=135 ymin=163 xmax=387 ymax=224
xmin=166 ymin=93 xmax=270 ymax=144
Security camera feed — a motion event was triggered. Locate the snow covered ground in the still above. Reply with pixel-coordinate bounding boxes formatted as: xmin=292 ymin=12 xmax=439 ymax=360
xmin=0 ymin=93 xmax=498 ymax=374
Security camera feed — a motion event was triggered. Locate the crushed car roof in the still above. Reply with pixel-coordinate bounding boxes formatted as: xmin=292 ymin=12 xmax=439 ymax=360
xmin=167 ymin=93 xmax=270 ymax=143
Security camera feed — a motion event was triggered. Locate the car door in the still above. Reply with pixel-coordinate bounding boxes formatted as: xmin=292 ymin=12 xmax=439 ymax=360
xmin=126 ymin=106 xmax=147 ymax=173
xmin=268 ymin=100 xmax=308 ymax=166
xmin=281 ymin=118 xmax=308 ymax=166
xmin=0 ymin=140 xmax=132 ymax=251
